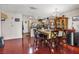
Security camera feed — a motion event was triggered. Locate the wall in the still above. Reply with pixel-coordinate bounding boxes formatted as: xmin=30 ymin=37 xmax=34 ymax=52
xmin=22 ymin=17 xmax=29 ymax=33
xmin=1 ymin=11 xmax=22 ymax=40
xmin=63 ymin=8 xmax=79 ymax=31
xmin=63 ymin=8 xmax=79 ymax=17
xmin=22 ymin=16 xmax=36 ymax=34
xmin=0 ymin=11 xmax=1 ymax=36
xmin=68 ymin=17 xmax=73 ymax=29
xmin=72 ymin=21 xmax=79 ymax=32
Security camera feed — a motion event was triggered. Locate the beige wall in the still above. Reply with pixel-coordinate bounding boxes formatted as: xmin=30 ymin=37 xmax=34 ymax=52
xmin=0 ymin=11 xmax=1 ymax=36
xmin=63 ymin=8 xmax=79 ymax=32
xmin=1 ymin=11 xmax=22 ymax=40
xmin=63 ymin=8 xmax=79 ymax=17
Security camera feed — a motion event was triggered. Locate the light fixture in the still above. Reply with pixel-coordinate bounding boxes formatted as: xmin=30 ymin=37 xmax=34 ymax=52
xmin=53 ymin=8 xmax=60 ymax=16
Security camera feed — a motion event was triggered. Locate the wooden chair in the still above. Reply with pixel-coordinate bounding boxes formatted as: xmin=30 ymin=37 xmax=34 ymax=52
xmin=51 ymin=31 xmax=58 ymax=48
xmin=34 ymin=29 xmax=47 ymax=48
xmin=34 ymin=29 xmax=40 ymax=48
xmin=56 ymin=30 xmax=64 ymax=49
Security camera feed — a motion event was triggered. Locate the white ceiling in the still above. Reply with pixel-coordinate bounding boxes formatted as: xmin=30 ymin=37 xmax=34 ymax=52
xmin=0 ymin=4 xmax=79 ymax=18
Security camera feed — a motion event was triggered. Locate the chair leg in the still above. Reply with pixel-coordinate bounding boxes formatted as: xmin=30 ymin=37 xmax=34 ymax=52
xmin=48 ymin=39 xmax=55 ymax=53
xmin=51 ymin=39 xmax=55 ymax=48
xmin=34 ymin=39 xmax=38 ymax=48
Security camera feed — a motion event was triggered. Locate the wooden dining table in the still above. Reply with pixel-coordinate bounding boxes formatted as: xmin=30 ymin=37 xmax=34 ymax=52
xmin=37 ymin=29 xmax=52 ymax=39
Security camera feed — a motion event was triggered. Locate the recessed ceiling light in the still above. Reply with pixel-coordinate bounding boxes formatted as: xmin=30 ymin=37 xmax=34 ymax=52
xmin=29 ymin=6 xmax=37 ymax=10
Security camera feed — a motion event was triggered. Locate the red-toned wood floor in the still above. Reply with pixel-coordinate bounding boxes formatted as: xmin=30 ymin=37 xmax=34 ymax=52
xmin=0 ymin=36 xmax=79 ymax=54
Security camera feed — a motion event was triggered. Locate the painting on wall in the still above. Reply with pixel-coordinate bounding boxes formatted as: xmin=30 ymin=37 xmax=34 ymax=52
xmin=1 ymin=18 xmax=5 ymax=21
xmin=15 ymin=18 xmax=20 ymax=22
xmin=72 ymin=16 xmax=79 ymax=21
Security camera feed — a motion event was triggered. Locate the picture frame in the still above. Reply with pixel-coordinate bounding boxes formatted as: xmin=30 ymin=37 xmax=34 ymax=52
xmin=1 ymin=18 xmax=5 ymax=21
xmin=72 ymin=16 xmax=79 ymax=21
xmin=15 ymin=18 xmax=20 ymax=22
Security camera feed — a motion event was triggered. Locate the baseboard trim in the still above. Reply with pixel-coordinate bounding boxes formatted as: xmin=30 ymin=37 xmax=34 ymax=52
xmin=4 ymin=38 xmax=22 ymax=40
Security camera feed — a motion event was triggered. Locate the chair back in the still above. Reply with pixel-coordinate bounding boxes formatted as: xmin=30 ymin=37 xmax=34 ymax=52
xmin=51 ymin=31 xmax=58 ymax=38
xmin=57 ymin=30 xmax=63 ymax=37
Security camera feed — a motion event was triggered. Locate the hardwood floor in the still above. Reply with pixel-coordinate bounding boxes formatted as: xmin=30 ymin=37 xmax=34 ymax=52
xmin=0 ymin=36 xmax=79 ymax=54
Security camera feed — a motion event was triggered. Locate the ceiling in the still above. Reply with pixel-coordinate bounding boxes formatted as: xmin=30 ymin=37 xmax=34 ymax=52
xmin=0 ymin=4 xmax=79 ymax=18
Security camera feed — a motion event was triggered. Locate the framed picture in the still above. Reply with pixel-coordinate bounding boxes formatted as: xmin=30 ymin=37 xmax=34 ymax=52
xmin=72 ymin=16 xmax=79 ymax=21
xmin=1 ymin=18 xmax=5 ymax=21
xmin=15 ymin=18 xmax=20 ymax=22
